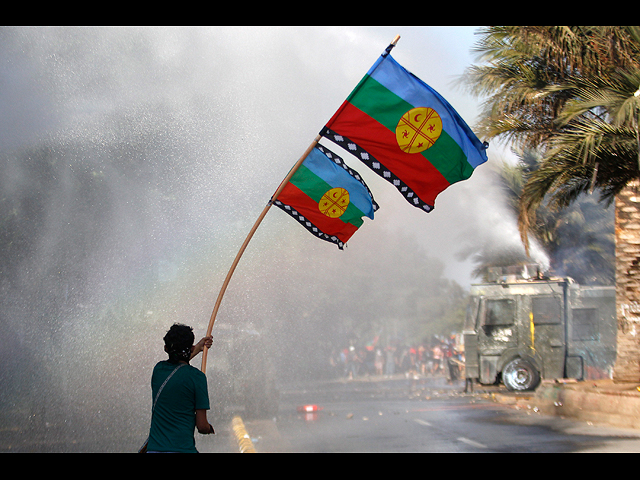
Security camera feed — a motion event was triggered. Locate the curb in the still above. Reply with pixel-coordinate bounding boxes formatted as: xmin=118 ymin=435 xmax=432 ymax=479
xmin=231 ymin=416 xmax=256 ymax=453
xmin=534 ymin=381 xmax=640 ymax=429
xmin=491 ymin=380 xmax=640 ymax=430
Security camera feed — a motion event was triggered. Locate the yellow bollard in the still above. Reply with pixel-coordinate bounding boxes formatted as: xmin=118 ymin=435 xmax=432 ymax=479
xmin=231 ymin=416 xmax=256 ymax=453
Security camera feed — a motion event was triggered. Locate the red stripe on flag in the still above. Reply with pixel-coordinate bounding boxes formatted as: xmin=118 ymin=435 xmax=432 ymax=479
xmin=327 ymin=102 xmax=450 ymax=206
xmin=278 ymin=183 xmax=359 ymax=243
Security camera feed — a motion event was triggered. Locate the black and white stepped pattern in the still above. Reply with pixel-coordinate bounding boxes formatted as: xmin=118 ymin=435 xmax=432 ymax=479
xmin=321 ymin=127 xmax=434 ymax=213
xmin=273 ymin=197 xmax=347 ymax=249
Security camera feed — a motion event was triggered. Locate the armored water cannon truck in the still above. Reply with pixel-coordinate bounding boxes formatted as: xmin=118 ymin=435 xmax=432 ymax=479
xmin=463 ymin=265 xmax=616 ymax=391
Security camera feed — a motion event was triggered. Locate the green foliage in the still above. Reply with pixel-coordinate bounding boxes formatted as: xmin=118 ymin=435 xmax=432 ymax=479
xmin=462 ymin=26 xmax=639 ymax=270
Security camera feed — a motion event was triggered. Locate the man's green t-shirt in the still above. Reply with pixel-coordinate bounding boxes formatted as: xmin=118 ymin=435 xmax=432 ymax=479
xmin=147 ymin=361 xmax=210 ymax=453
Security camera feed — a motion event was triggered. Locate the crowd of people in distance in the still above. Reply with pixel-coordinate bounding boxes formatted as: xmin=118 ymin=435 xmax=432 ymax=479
xmin=329 ymin=335 xmax=464 ymax=382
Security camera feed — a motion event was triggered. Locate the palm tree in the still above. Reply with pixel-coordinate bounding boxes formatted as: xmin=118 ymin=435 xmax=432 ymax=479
xmin=462 ymin=26 xmax=640 ymax=382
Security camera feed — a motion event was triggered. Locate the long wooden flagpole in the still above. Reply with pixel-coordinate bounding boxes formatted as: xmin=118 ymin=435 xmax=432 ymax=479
xmin=200 ymin=134 xmax=321 ymax=373
xmin=199 ymin=34 xmax=401 ymax=373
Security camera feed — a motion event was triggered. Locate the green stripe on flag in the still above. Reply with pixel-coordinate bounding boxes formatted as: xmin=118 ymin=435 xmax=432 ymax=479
xmin=289 ymin=164 xmax=366 ymax=228
xmin=348 ymin=75 xmax=474 ymax=184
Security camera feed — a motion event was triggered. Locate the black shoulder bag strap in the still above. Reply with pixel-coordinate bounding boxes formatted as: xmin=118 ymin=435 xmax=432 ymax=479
xmin=138 ymin=363 xmax=186 ymax=453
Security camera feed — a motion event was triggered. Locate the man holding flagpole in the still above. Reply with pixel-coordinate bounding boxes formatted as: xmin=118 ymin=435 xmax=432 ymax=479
xmin=145 ymin=324 xmax=215 ymax=453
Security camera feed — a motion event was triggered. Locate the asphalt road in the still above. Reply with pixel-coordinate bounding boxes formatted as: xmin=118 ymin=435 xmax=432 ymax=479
xmin=198 ymin=375 xmax=640 ymax=453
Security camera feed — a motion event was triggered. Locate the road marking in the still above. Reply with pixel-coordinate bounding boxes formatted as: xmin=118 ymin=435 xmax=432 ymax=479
xmin=413 ymin=419 xmax=488 ymax=449
xmin=413 ymin=418 xmax=432 ymax=427
xmin=411 ymin=404 xmax=499 ymax=412
xmin=457 ymin=437 xmax=488 ymax=449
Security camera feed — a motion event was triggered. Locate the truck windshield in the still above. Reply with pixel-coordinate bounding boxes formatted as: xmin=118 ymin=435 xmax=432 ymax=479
xmin=464 ymin=297 xmax=480 ymax=331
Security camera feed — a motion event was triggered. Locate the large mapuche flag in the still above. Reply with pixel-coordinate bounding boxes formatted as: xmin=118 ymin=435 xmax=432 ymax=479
xmin=321 ymin=51 xmax=488 ymax=212
xmin=274 ymin=144 xmax=378 ymax=249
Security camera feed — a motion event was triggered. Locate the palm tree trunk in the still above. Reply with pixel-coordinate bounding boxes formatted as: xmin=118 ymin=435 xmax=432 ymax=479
xmin=613 ymin=180 xmax=640 ymax=382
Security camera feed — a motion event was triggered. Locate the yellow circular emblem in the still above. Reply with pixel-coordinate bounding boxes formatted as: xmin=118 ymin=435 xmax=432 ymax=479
xmin=395 ymin=107 xmax=443 ymax=154
xmin=319 ymin=187 xmax=350 ymax=218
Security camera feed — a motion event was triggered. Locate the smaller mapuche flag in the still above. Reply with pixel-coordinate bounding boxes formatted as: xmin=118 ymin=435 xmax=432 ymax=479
xmin=274 ymin=144 xmax=378 ymax=249
xmin=322 ymin=50 xmax=488 ymax=212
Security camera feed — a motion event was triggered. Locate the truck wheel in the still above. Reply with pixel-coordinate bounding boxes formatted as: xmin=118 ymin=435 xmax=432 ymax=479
xmin=502 ymin=358 xmax=540 ymax=391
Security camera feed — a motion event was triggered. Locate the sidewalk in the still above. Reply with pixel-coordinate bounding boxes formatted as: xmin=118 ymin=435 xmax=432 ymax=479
xmin=493 ymin=379 xmax=640 ymax=430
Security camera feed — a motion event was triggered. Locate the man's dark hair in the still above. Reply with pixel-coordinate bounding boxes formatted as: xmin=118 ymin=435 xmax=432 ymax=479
xmin=164 ymin=323 xmax=194 ymax=363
